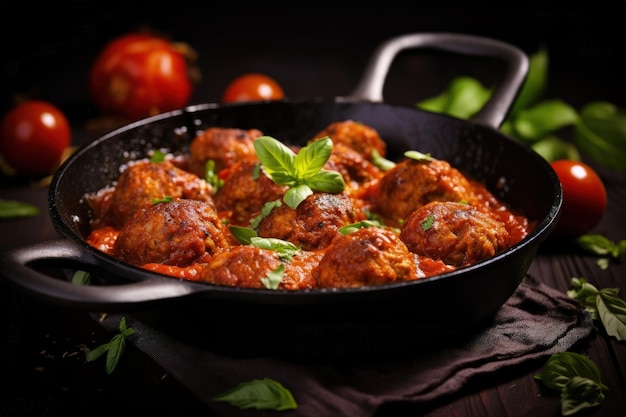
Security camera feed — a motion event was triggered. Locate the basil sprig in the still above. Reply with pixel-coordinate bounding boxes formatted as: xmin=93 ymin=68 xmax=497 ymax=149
xmin=567 ymin=277 xmax=626 ymax=341
xmin=213 ymin=378 xmax=297 ymax=411
xmin=416 ymin=47 xmax=626 ymax=171
xmin=253 ymin=135 xmax=344 ymax=209
xmin=575 ymin=234 xmax=626 ymax=269
xmin=86 ymin=316 xmax=136 ymax=375
xmin=534 ymin=352 xmax=608 ymax=416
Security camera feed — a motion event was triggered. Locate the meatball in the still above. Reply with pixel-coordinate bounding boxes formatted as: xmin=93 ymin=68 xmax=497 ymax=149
xmin=256 ymin=192 xmax=357 ymax=251
xmin=311 ymin=120 xmax=386 ymax=160
xmin=324 ymin=142 xmax=384 ymax=198
xmin=374 ymin=158 xmax=477 ymax=224
xmin=214 ymin=159 xmax=288 ymax=226
xmin=312 ymin=226 xmax=418 ymax=288
xmin=188 ymin=127 xmax=263 ymax=177
xmin=198 ymin=245 xmax=317 ymax=290
xmin=113 ymin=199 xmax=230 ymax=267
xmin=399 ymin=201 xmax=511 ymax=267
xmin=100 ymin=159 xmax=214 ymax=229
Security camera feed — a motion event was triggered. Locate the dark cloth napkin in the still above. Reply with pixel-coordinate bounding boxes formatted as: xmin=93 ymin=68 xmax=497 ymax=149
xmin=93 ymin=274 xmax=594 ymax=417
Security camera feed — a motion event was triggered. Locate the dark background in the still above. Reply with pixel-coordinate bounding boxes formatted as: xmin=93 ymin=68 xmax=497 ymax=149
xmin=2 ymin=1 xmax=626 ymax=133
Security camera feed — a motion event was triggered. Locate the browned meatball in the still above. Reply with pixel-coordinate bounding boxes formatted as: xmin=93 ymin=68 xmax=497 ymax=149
xmin=188 ymin=127 xmax=263 ymax=177
xmin=312 ymin=227 xmax=418 ymax=288
xmin=214 ymin=159 xmax=288 ymax=226
xmin=100 ymin=159 xmax=214 ymax=229
xmin=256 ymin=192 xmax=357 ymax=251
xmin=374 ymin=158 xmax=477 ymax=224
xmin=113 ymin=199 xmax=230 ymax=267
xmin=399 ymin=201 xmax=511 ymax=267
xmin=323 ymin=142 xmax=384 ymax=198
xmin=198 ymin=245 xmax=317 ymax=290
xmin=311 ymin=120 xmax=386 ymax=160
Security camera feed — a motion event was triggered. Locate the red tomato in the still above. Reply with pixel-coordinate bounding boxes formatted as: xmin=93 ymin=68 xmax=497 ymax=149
xmin=222 ymin=73 xmax=285 ymax=103
xmin=89 ymin=33 xmax=194 ymax=120
xmin=551 ymin=159 xmax=607 ymax=236
xmin=0 ymin=100 xmax=71 ymax=177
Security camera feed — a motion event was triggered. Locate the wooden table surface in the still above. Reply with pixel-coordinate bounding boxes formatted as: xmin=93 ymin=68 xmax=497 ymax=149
xmin=1 ymin=4 xmax=625 ymax=416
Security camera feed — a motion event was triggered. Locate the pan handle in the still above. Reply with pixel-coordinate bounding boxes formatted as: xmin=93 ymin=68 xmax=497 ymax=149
xmin=347 ymin=32 xmax=529 ymax=129
xmin=0 ymin=239 xmax=198 ymax=310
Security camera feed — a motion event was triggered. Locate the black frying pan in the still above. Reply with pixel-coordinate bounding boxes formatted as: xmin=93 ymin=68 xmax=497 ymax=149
xmin=0 ymin=33 xmax=562 ymax=341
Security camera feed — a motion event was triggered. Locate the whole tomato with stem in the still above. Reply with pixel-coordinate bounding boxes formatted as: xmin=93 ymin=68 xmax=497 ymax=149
xmin=88 ymin=33 xmax=197 ymax=121
xmin=550 ymin=159 xmax=607 ymax=236
xmin=222 ymin=73 xmax=285 ymax=103
xmin=0 ymin=100 xmax=71 ymax=177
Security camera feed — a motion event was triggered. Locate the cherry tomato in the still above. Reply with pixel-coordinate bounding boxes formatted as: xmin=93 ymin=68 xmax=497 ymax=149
xmin=0 ymin=100 xmax=71 ymax=177
xmin=88 ymin=33 xmax=194 ymax=120
xmin=550 ymin=159 xmax=607 ymax=236
xmin=222 ymin=73 xmax=285 ymax=103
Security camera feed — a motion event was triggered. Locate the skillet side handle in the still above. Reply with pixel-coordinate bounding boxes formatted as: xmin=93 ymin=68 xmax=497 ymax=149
xmin=348 ymin=32 xmax=529 ymax=129
xmin=0 ymin=239 xmax=197 ymax=310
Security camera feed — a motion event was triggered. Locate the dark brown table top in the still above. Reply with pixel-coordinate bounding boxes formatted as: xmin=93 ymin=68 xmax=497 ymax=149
xmin=1 ymin=4 xmax=625 ymax=416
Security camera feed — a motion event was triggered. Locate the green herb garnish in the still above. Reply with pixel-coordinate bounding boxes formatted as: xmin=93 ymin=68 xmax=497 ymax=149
xmin=575 ymin=234 xmax=626 ymax=269
xmin=151 ymin=196 xmax=173 ymax=204
xmin=204 ymin=159 xmax=224 ymax=191
xmin=0 ymin=199 xmax=39 ymax=219
xmin=404 ymin=150 xmax=438 ymax=162
xmin=534 ymin=352 xmax=608 ymax=416
xmin=213 ymin=378 xmax=297 ymax=411
xmin=86 ymin=316 xmax=136 ymax=375
xmin=421 ymin=214 xmax=435 ymax=231
xmin=253 ymin=136 xmax=344 ymax=209
xmin=71 ymin=270 xmax=90 ymax=285
xmin=567 ymin=277 xmax=626 ymax=341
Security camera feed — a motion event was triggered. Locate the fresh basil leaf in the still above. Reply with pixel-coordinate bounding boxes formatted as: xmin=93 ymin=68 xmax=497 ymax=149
xmin=307 ymin=170 xmax=345 ymax=193
xmin=509 ymin=46 xmax=549 ymax=116
xmin=260 ymin=264 xmax=285 ymax=290
xmin=105 ymin=333 xmax=127 ymax=375
xmin=560 ymin=376 xmax=606 ymax=416
xmin=250 ymin=237 xmax=299 ymax=260
xmin=371 ymin=149 xmax=396 ymax=171
xmin=213 ymin=378 xmax=297 ymax=411
xmin=576 ymin=234 xmax=621 ymax=258
xmin=283 ymin=184 xmax=313 ymax=209
xmin=573 ymin=101 xmax=626 ymax=171
xmin=534 ymin=352 xmax=606 ymax=392
xmin=294 ymin=136 xmax=332 ymax=177
xmin=443 ymin=76 xmax=492 ymax=119
xmin=567 ymin=277 xmax=600 ymax=319
xmin=86 ymin=316 xmax=136 ymax=375
xmin=71 ymin=270 xmax=91 ymax=285
xmin=248 ymin=200 xmax=282 ymax=230
xmin=229 ymin=225 xmax=258 ymax=244
xmin=339 ymin=219 xmax=382 ymax=234
xmin=86 ymin=343 xmax=109 ymax=362
xmin=404 ymin=150 xmax=437 ymax=162
xmin=510 ymin=99 xmax=579 ymax=143
xmin=597 ymin=289 xmax=626 ymax=341
xmin=416 ymin=90 xmax=449 ymax=114
xmin=150 ymin=149 xmax=166 ymax=162
xmin=0 ymin=199 xmax=40 ymax=219
xmin=531 ymin=135 xmax=581 ymax=163
xmin=253 ymin=136 xmax=296 ymax=180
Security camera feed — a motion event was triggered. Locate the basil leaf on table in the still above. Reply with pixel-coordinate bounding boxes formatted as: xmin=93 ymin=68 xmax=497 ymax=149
xmin=417 ymin=76 xmax=491 ymax=119
xmin=534 ymin=352 xmax=608 ymax=416
xmin=0 ymin=199 xmax=40 ymax=219
xmin=213 ymin=378 xmax=298 ymax=411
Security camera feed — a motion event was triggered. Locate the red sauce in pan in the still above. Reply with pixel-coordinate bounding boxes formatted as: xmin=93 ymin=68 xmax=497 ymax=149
xmin=84 ymin=120 xmax=534 ymax=290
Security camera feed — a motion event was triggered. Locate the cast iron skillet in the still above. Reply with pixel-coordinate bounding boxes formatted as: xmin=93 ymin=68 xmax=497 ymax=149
xmin=0 ymin=33 xmax=562 ymax=339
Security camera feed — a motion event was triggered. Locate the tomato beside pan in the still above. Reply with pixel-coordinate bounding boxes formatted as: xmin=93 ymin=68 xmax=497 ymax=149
xmin=550 ymin=159 xmax=607 ymax=236
xmin=88 ymin=33 xmax=195 ymax=121
xmin=222 ymin=73 xmax=285 ymax=103
xmin=0 ymin=100 xmax=71 ymax=177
